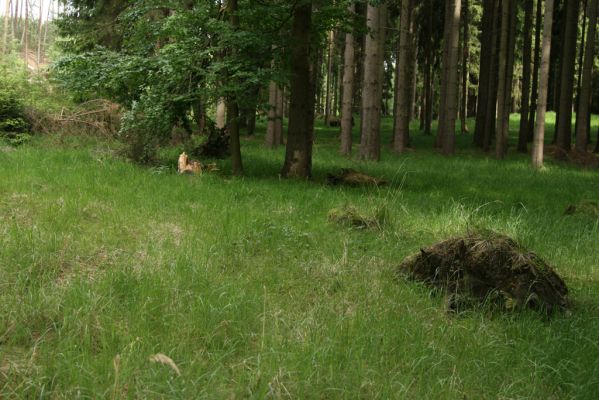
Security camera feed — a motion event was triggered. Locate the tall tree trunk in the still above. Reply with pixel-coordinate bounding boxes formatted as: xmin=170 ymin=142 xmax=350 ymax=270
xmin=2 ymin=0 xmax=10 ymax=54
xmin=575 ymin=0 xmax=598 ymax=152
xmin=275 ymin=85 xmax=284 ymax=144
xmin=282 ymin=3 xmax=314 ymax=178
xmin=359 ymin=2 xmax=387 ymax=161
xmin=483 ymin=0 xmax=500 ymax=151
xmin=393 ymin=0 xmax=415 ymax=153
xmin=555 ymin=0 xmax=580 ymax=153
xmin=36 ymin=0 xmax=43 ymax=66
xmin=324 ymin=30 xmax=334 ymax=125
xmin=439 ymin=0 xmax=461 ymax=155
xmin=424 ymin=0 xmax=434 ymax=135
xmin=23 ymin=0 xmax=28 ymax=66
xmin=460 ymin=0 xmax=470 ymax=134
xmin=532 ymin=0 xmax=556 ymax=168
xmin=227 ymin=0 xmax=243 ymax=175
xmin=474 ymin=0 xmax=496 ymax=147
xmin=265 ymin=81 xmax=278 ymax=148
xmin=518 ymin=0 xmax=534 ymax=152
xmin=340 ymin=4 xmax=356 ymax=156
xmin=528 ymin=0 xmax=543 ymax=142
xmin=496 ymin=0 xmax=517 ymax=159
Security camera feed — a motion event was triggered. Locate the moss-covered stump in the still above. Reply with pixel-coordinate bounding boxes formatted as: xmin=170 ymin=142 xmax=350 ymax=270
xmin=398 ymin=232 xmax=569 ymax=313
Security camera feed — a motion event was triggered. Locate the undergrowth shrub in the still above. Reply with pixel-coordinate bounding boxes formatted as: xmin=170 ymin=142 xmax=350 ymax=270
xmin=0 ymin=89 xmax=32 ymax=146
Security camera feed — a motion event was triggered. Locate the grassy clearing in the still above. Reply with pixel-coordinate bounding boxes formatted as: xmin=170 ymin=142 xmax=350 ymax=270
xmin=1 ymin=114 xmax=599 ymax=399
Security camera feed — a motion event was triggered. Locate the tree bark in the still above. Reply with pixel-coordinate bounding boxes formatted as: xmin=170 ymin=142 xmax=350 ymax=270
xmin=483 ymin=0 xmax=500 ymax=151
xmin=265 ymin=80 xmax=278 ymax=148
xmin=474 ymin=0 xmax=496 ymax=147
xmin=555 ymin=0 xmax=579 ymax=153
xmin=527 ymin=0 xmax=543 ymax=142
xmin=359 ymin=2 xmax=387 ymax=161
xmin=324 ymin=30 xmax=335 ymax=125
xmin=496 ymin=0 xmax=517 ymax=159
xmin=460 ymin=0 xmax=470 ymax=134
xmin=393 ymin=0 xmax=415 ymax=153
xmin=275 ymin=85 xmax=284 ymax=144
xmin=36 ymin=0 xmax=43 ymax=65
xmin=2 ymin=0 xmax=10 ymax=54
xmin=439 ymin=0 xmax=462 ymax=155
xmin=23 ymin=0 xmax=28 ymax=67
xmin=518 ymin=0 xmax=534 ymax=152
xmin=575 ymin=0 xmax=597 ymax=152
xmin=282 ymin=3 xmax=314 ymax=178
xmin=340 ymin=4 xmax=356 ymax=156
xmin=532 ymin=0 xmax=555 ymax=168
xmin=424 ymin=0 xmax=434 ymax=135
xmin=216 ymin=98 xmax=226 ymax=129
xmin=227 ymin=0 xmax=243 ymax=176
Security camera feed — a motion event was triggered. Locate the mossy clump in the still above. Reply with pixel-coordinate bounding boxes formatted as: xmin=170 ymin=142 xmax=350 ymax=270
xmin=398 ymin=232 xmax=568 ymax=314
xmin=328 ymin=205 xmax=388 ymax=230
xmin=564 ymin=200 xmax=599 ymax=220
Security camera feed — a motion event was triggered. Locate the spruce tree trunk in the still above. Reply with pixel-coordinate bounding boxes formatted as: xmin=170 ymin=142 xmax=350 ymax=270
xmin=575 ymin=0 xmax=597 ymax=152
xmin=359 ymin=2 xmax=387 ymax=161
xmin=340 ymin=4 xmax=356 ymax=156
xmin=518 ymin=0 xmax=534 ymax=152
xmin=23 ymin=0 xmax=28 ymax=67
xmin=393 ymin=0 xmax=415 ymax=153
xmin=483 ymin=0 xmax=500 ymax=151
xmin=528 ymin=0 xmax=543 ymax=142
xmin=324 ymin=30 xmax=335 ymax=125
xmin=555 ymin=0 xmax=579 ymax=153
xmin=282 ymin=3 xmax=314 ymax=178
xmin=436 ymin=0 xmax=453 ymax=148
xmin=275 ymin=85 xmax=284 ymax=145
xmin=439 ymin=0 xmax=462 ymax=155
xmin=265 ymin=81 xmax=278 ymax=148
xmin=474 ymin=0 xmax=495 ymax=146
xmin=36 ymin=0 xmax=43 ymax=65
xmin=227 ymin=0 xmax=243 ymax=176
xmin=532 ymin=0 xmax=555 ymax=168
xmin=424 ymin=0 xmax=434 ymax=135
xmin=460 ymin=0 xmax=470 ymax=134
xmin=496 ymin=0 xmax=517 ymax=159
xmin=2 ymin=0 xmax=10 ymax=54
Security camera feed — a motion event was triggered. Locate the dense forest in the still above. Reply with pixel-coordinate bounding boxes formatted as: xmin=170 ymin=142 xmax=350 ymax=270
xmin=3 ymin=0 xmax=599 ymax=173
xmin=1 ymin=1 xmax=599 ymax=398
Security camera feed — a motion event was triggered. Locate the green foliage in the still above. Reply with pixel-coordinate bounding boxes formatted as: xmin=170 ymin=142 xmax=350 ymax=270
xmin=0 ymin=82 xmax=31 ymax=146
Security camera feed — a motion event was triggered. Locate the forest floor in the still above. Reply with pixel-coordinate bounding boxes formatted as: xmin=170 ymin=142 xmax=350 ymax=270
xmin=1 ymin=114 xmax=599 ymax=399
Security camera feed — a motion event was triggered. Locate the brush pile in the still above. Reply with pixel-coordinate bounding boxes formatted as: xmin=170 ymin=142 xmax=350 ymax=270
xmin=398 ymin=232 xmax=568 ymax=313
xmin=328 ymin=205 xmax=387 ymax=229
xmin=327 ymin=168 xmax=387 ymax=187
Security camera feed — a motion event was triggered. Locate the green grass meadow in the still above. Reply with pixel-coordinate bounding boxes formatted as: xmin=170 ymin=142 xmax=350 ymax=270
xmin=1 ymin=114 xmax=599 ymax=398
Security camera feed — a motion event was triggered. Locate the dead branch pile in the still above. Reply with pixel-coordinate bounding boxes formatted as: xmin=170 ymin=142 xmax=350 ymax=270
xmin=27 ymin=99 xmax=121 ymax=136
xmin=398 ymin=232 xmax=568 ymax=313
xmin=327 ymin=168 xmax=387 ymax=187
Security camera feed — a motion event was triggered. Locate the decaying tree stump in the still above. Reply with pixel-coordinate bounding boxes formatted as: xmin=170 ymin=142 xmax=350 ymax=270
xmin=398 ymin=232 xmax=569 ymax=313
xmin=178 ymin=152 xmax=218 ymax=175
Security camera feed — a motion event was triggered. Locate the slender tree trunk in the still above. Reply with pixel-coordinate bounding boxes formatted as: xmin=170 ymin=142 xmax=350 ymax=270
xmin=532 ymin=0 xmax=555 ymax=168
xmin=439 ymin=0 xmax=461 ymax=155
xmin=282 ymin=3 xmax=314 ymax=178
xmin=275 ymin=85 xmax=284 ymax=145
xmin=393 ymin=0 xmax=415 ymax=153
xmin=555 ymin=0 xmax=580 ymax=153
xmin=340 ymin=4 xmax=356 ymax=156
xmin=360 ymin=2 xmax=387 ymax=161
xmin=227 ymin=0 xmax=243 ymax=175
xmin=437 ymin=0 xmax=453 ymax=148
xmin=483 ymin=0 xmax=500 ymax=151
xmin=474 ymin=0 xmax=495 ymax=147
xmin=495 ymin=0 xmax=510 ymax=159
xmin=424 ymin=0 xmax=434 ymax=135
xmin=265 ymin=81 xmax=278 ymax=148
xmin=3 ymin=0 xmax=10 ymax=54
xmin=42 ymin=0 xmax=52 ymax=56
xmin=575 ymin=0 xmax=598 ymax=152
xmin=460 ymin=0 xmax=470 ymax=134
xmin=518 ymin=0 xmax=534 ymax=152
xmin=528 ymin=0 xmax=543 ymax=142
xmin=23 ymin=0 xmax=28 ymax=66
xmin=324 ymin=30 xmax=334 ymax=125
